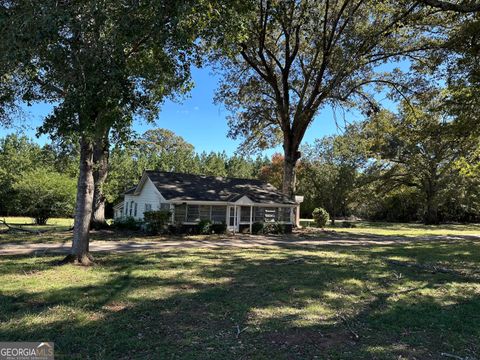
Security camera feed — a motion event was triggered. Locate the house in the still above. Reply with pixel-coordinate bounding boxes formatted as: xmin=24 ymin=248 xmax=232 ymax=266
xmin=114 ymin=170 xmax=303 ymax=233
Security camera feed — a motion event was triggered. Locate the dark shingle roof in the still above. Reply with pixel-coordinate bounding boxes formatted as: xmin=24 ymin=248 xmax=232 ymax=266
xmin=141 ymin=170 xmax=296 ymax=205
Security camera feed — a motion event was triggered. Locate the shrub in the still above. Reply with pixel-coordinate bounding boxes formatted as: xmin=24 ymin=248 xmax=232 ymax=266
xmin=312 ymin=207 xmax=330 ymax=228
xmin=211 ymin=222 xmax=227 ymax=234
xmin=144 ymin=210 xmax=171 ymax=234
xmin=13 ymin=168 xmax=76 ymax=225
xmin=113 ymin=216 xmax=142 ymax=230
xmin=198 ymin=219 xmax=212 ymax=235
xmin=252 ymin=222 xmax=264 ymax=234
xmin=262 ymin=222 xmax=292 ymax=234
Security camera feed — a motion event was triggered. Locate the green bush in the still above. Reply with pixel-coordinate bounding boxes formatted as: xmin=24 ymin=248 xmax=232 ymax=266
xmin=211 ymin=222 xmax=227 ymax=234
xmin=252 ymin=222 xmax=264 ymax=234
xmin=262 ymin=222 xmax=292 ymax=234
xmin=312 ymin=207 xmax=330 ymax=228
xmin=144 ymin=210 xmax=171 ymax=234
xmin=198 ymin=219 xmax=212 ymax=234
xmin=13 ymin=168 xmax=76 ymax=225
xmin=113 ymin=216 xmax=143 ymax=230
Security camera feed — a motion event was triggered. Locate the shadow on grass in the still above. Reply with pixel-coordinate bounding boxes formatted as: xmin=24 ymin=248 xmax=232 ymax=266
xmin=0 ymin=245 xmax=479 ymax=360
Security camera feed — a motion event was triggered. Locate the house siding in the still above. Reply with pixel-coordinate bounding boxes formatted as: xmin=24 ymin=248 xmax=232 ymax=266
xmin=120 ymin=178 xmax=167 ymax=220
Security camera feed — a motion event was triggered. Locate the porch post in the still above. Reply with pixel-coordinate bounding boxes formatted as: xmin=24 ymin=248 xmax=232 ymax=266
xmin=249 ymin=205 xmax=253 ymax=234
xmin=226 ymin=204 xmax=229 ymax=227
xmin=233 ymin=205 xmax=237 ymax=235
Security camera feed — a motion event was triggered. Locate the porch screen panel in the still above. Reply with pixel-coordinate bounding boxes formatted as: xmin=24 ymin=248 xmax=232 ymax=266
xmin=240 ymin=206 xmax=251 ymax=222
xmin=174 ymin=204 xmax=186 ymax=223
xmin=279 ymin=207 xmax=291 ymax=222
xmin=211 ymin=206 xmax=227 ymax=223
xmin=186 ymin=205 xmax=200 ymax=222
xmin=199 ymin=205 xmax=210 ymax=220
xmin=254 ymin=207 xmax=265 ymax=222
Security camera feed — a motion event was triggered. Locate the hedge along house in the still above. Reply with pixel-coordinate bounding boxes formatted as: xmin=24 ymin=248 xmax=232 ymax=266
xmin=114 ymin=170 xmax=303 ymax=233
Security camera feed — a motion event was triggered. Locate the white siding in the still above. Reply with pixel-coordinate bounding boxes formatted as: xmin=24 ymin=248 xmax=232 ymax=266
xmin=121 ymin=178 xmax=168 ymax=220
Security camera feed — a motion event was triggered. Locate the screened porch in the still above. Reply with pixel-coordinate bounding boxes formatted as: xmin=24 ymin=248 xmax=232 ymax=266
xmin=171 ymin=203 xmax=295 ymax=232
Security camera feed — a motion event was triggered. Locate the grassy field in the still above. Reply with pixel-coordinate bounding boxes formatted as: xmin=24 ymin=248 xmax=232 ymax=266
xmin=1 ymin=217 xmax=480 ymax=246
xmin=1 ymin=236 xmax=479 ymax=359
xmin=301 ymin=219 xmax=480 ymax=237
xmin=0 ymin=217 xmax=74 ymax=230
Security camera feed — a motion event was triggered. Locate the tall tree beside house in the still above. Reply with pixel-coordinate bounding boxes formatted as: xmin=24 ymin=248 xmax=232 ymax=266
xmin=215 ymin=0 xmax=458 ymax=198
xmin=0 ymin=1 xmax=230 ymax=265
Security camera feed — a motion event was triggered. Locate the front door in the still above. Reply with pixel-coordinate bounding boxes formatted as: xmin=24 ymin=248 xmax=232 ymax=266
xmin=228 ymin=206 xmax=239 ymax=232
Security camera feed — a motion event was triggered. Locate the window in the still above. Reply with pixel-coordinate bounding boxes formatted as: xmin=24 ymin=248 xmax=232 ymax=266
xmin=125 ymin=202 xmax=129 ymax=216
xmin=134 ymin=203 xmax=137 ymax=217
xmin=130 ymin=201 xmax=134 ymax=216
xmin=229 ymin=207 xmax=235 ymax=226
xmin=160 ymin=203 xmax=170 ymax=211
xmin=145 ymin=204 xmax=152 ymax=212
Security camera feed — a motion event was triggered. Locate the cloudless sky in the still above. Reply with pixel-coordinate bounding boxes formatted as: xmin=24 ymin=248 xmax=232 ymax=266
xmin=0 ymin=65 xmax=393 ymax=156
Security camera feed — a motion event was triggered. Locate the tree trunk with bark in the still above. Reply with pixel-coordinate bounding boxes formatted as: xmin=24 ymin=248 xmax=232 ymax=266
xmin=62 ymin=136 xmax=95 ymax=265
xmin=91 ymin=132 xmax=110 ymax=230
xmin=423 ymin=176 xmax=439 ymax=225
xmin=424 ymin=191 xmax=439 ymax=225
xmin=282 ymin=134 xmax=302 ymax=199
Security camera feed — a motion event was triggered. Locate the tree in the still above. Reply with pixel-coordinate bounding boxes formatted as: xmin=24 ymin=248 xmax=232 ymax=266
xmin=1 ymin=0 xmax=217 ymax=264
xmin=226 ymin=155 xmax=256 ymax=178
xmin=136 ymin=128 xmax=197 ymax=173
xmin=216 ymin=0 xmax=447 ymax=198
xmin=14 ymin=168 xmax=76 ymax=225
xmin=0 ymin=135 xmax=44 ymax=215
xmin=258 ymin=153 xmax=284 ymax=189
xmin=418 ymin=0 xmax=480 ymax=13
xmin=361 ymin=96 xmax=472 ymax=224
xmin=198 ymin=151 xmax=228 ymax=176
xmin=300 ymin=136 xmax=360 ymax=223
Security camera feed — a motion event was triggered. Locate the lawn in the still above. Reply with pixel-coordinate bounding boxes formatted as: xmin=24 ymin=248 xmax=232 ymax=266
xmin=302 ymin=219 xmax=480 ymax=237
xmin=0 ymin=217 xmax=74 ymax=231
xmin=1 ymin=236 xmax=479 ymax=359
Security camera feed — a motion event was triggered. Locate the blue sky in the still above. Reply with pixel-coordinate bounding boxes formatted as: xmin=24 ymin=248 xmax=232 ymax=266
xmin=0 ymin=65 xmax=381 ymax=156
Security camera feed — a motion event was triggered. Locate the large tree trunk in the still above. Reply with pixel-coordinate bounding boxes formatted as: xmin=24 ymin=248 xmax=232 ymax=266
xmin=282 ymin=136 xmax=301 ymax=199
xmin=91 ymin=132 xmax=110 ymax=229
xmin=423 ymin=177 xmax=439 ymax=225
xmin=424 ymin=193 xmax=439 ymax=225
xmin=63 ymin=136 xmax=95 ymax=265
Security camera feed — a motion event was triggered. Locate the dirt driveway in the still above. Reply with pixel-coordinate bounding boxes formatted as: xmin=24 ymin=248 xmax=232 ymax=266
xmin=1 ymin=231 xmax=479 ymax=256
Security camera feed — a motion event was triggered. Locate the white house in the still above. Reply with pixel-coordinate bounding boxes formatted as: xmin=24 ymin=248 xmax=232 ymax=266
xmin=114 ymin=170 xmax=303 ymax=233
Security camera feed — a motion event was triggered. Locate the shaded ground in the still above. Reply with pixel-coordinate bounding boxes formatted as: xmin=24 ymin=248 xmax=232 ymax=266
xmin=0 ymin=230 xmax=479 ymax=359
xmin=1 ymin=230 xmax=480 ymax=256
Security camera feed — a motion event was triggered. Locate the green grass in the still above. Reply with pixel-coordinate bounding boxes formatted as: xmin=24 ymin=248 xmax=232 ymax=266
xmin=1 ymin=238 xmax=479 ymax=359
xmin=0 ymin=217 xmax=74 ymax=230
xmin=301 ymin=219 xmax=480 ymax=237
